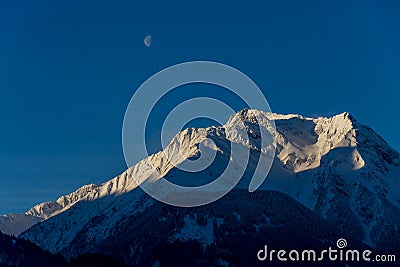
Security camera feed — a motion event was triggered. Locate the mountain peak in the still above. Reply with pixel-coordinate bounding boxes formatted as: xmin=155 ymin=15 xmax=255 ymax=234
xmin=332 ymin=111 xmax=357 ymax=124
xmin=227 ymin=108 xmax=264 ymax=125
xmin=227 ymin=108 xmax=359 ymax=123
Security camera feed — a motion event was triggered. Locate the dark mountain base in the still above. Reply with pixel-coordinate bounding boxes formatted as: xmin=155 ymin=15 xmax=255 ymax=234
xmin=54 ymin=189 xmax=398 ymax=267
xmin=0 ymin=231 xmax=132 ymax=267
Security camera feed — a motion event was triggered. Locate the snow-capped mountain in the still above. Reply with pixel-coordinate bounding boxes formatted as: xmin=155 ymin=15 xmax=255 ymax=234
xmin=1 ymin=109 xmax=399 ymax=265
xmin=0 ymin=180 xmax=134 ymax=236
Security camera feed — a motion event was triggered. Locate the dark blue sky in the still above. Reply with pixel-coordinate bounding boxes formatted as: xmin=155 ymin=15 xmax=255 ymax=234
xmin=1 ymin=0 xmax=399 ymax=214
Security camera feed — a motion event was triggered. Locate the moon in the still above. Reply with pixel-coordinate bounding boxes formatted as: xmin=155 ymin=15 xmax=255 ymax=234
xmin=144 ymin=35 xmax=152 ymax=47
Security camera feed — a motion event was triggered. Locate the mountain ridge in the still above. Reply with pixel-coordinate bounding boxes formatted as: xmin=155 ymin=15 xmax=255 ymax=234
xmin=1 ymin=109 xmax=399 ymax=264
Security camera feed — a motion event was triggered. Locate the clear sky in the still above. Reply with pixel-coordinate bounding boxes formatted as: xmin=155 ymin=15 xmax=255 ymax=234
xmin=1 ymin=0 xmax=399 ymax=214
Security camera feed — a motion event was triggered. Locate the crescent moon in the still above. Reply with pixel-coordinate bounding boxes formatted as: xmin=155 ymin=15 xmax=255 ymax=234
xmin=144 ymin=35 xmax=152 ymax=47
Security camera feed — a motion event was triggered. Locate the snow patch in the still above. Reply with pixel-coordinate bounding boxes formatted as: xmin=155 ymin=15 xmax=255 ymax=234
xmin=172 ymin=214 xmax=214 ymax=247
